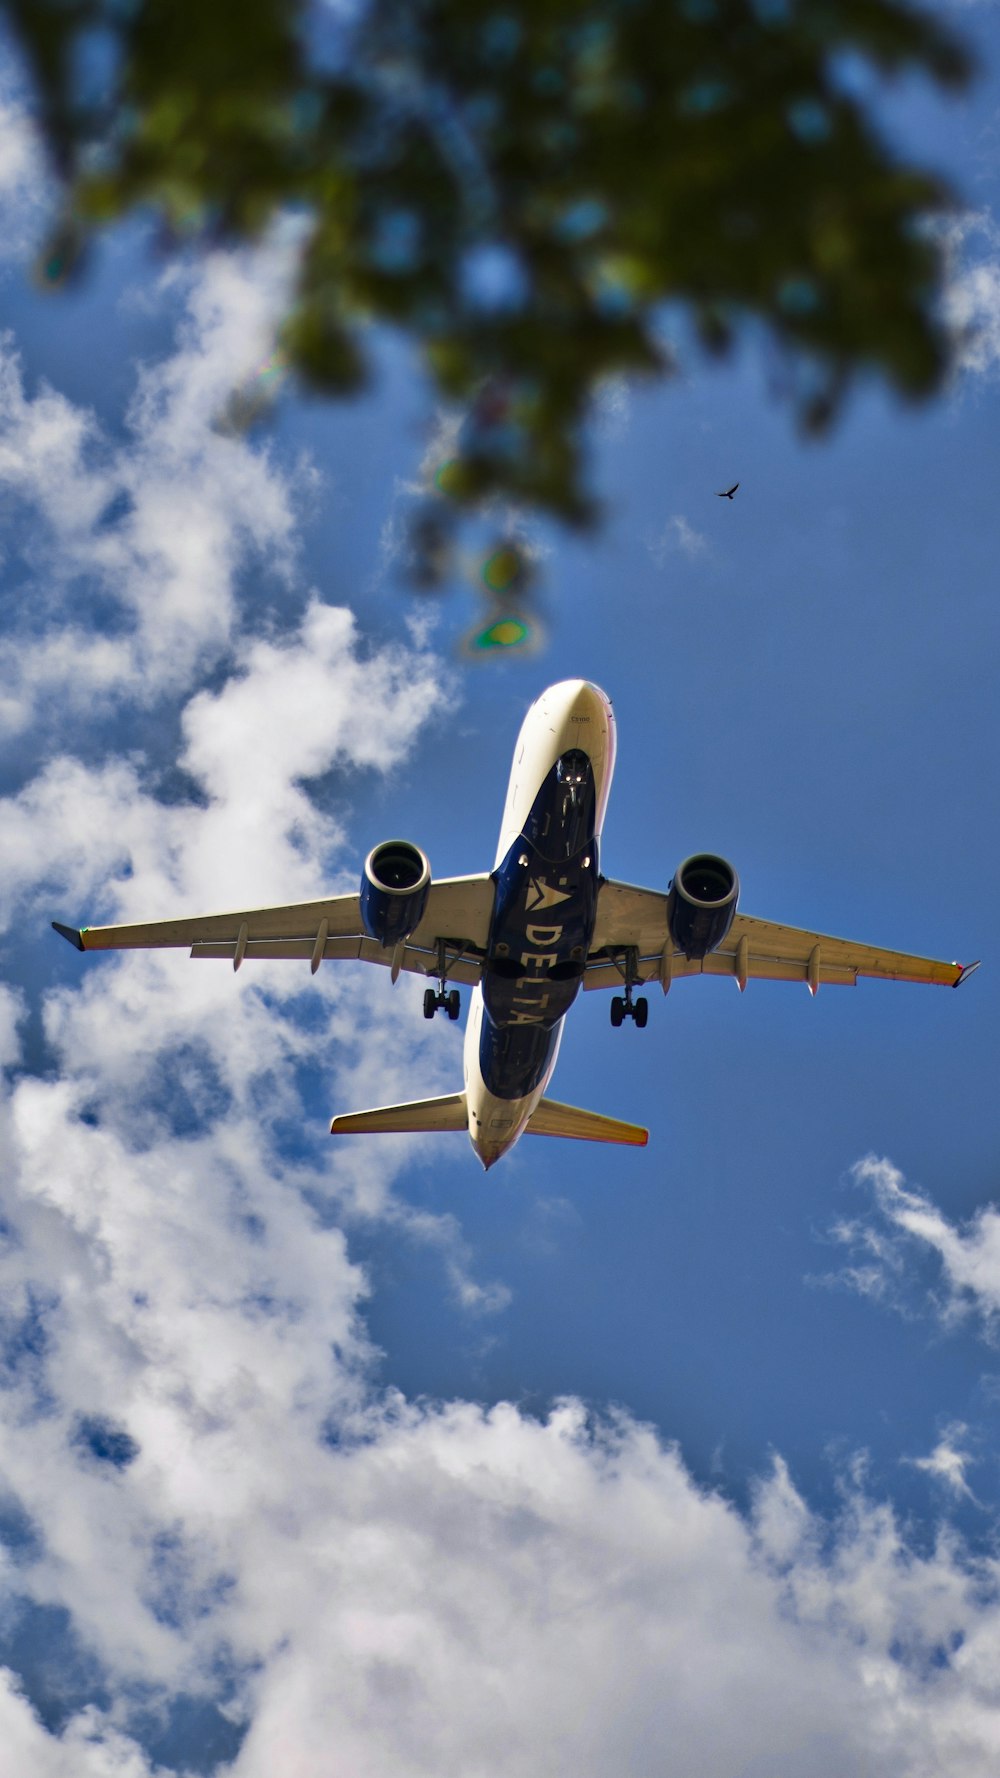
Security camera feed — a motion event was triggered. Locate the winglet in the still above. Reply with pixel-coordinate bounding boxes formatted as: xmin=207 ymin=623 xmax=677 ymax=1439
xmin=52 ymin=921 xmax=86 ymax=952
xmin=955 ymin=960 xmax=981 ymax=988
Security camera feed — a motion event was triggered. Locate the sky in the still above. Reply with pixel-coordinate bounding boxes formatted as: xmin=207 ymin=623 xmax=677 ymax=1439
xmin=1 ymin=6 xmax=1000 ymax=1775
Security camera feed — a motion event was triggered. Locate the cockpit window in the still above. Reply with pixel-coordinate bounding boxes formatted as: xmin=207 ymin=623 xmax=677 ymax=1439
xmin=522 ymin=750 xmax=596 ymax=860
xmin=556 ymin=749 xmax=588 ymax=787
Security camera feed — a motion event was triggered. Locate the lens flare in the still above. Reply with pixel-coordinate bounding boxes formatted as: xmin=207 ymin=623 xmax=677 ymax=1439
xmin=479 ymin=618 xmax=529 ymax=647
xmin=433 ymin=458 xmax=466 ymax=495
xmin=254 ymin=348 xmax=287 ymax=385
xmin=35 ymin=222 xmax=85 ymax=290
xmin=480 ymin=546 xmax=526 ymax=594
xmin=460 ymin=613 xmax=542 ymax=658
xmin=212 ymin=346 xmax=289 ymax=435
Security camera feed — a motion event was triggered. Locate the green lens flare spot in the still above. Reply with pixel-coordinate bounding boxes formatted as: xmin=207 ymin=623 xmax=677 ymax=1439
xmin=474 ymin=618 xmax=531 ymax=650
xmin=480 ymin=547 xmax=523 ymax=593
xmin=434 ymin=458 xmax=465 ymax=494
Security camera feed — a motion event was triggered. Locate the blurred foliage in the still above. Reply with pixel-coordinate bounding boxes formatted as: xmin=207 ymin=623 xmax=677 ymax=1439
xmin=7 ymin=0 xmax=972 ymax=524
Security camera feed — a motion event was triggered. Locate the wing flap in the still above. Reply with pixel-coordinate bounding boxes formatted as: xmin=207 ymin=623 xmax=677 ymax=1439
xmin=526 ymin=1097 xmax=648 ymax=1146
xmin=702 ymin=949 xmax=857 ymax=986
xmin=722 ymin=913 xmax=970 ymax=987
xmin=63 ymin=893 xmax=363 ymax=951
xmin=330 ymin=1093 xmax=469 ymax=1136
xmin=584 ymin=952 xmax=701 ymax=990
xmin=583 ymin=950 xmax=857 ymax=989
xmin=587 ymin=880 xmax=973 ymax=991
xmin=54 ymin=874 xmax=496 ymax=963
xmin=190 ymin=935 xmax=484 ymax=986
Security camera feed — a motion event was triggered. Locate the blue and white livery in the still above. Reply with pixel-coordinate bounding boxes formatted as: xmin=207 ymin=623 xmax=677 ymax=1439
xmin=54 ymin=680 xmax=978 ymax=1169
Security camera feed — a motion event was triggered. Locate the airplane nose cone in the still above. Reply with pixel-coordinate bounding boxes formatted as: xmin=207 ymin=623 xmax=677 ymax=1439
xmin=538 ymin=679 xmax=612 ymax=725
xmin=534 ymin=680 xmax=616 ymax=784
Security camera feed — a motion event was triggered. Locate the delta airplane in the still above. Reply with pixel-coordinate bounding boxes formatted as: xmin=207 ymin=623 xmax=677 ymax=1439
xmin=54 ymin=680 xmax=978 ymax=1170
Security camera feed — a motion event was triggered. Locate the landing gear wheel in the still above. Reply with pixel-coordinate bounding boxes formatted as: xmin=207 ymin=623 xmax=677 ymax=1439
xmin=634 ymin=997 xmax=648 ymax=1029
xmin=423 ymin=989 xmax=437 ymax=1020
xmin=610 ymin=996 xmax=625 ymax=1029
xmin=446 ymin=989 xmax=461 ymax=1021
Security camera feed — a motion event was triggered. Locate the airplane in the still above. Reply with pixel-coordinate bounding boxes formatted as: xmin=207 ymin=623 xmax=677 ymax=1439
xmin=53 ymin=679 xmax=979 ymax=1171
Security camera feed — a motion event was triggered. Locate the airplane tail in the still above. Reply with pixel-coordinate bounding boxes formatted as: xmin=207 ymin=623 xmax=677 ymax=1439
xmin=330 ymin=1093 xmax=469 ymax=1136
xmin=526 ymin=1098 xmax=648 ymax=1146
xmin=329 ymin=1092 xmax=647 ymax=1148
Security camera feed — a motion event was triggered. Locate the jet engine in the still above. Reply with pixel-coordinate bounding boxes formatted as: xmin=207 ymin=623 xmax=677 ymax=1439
xmin=667 ymin=853 xmax=739 ymax=959
xmin=360 ymin=840 xmax=431 ymax=947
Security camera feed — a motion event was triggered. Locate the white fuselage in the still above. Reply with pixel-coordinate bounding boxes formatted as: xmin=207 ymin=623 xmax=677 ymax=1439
xmin=462 ymin=679 xmax=616 ymax=1168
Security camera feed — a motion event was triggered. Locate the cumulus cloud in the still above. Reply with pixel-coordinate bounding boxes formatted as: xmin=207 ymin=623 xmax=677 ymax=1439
xmin=6 ymin=1261 xmax=1000 ymax=1778
xmin=0 ymin=237 xmax=304 ymax=731
xmin=0 ymin=559 xmax=522 ymax=1769
xmin=0 ymin=1672 xmax=155 ymax=1778
xmin=0 ymin=589 xmax=470 ymax=1176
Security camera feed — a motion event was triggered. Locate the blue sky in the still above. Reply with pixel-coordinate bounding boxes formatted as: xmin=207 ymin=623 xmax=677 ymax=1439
xmin=2 ymin=7 xmax=1000 ymax=1774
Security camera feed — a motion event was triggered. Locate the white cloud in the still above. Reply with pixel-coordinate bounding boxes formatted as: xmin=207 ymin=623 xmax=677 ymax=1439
xmin=0 ymin=984 xmax=24 ymax=1069
xmin=0 ymin=237 xmax=304 ymax=731
xmin=0 ymin=1672 xmax=155 ymax=1778
xmin=0 ymin=560 xmax=495 ymax=1252
xmin=0 ymin=592 xmax=449 ymax=916
xmin=8 ymin=732 xmax=1000 ymax=1777
xmin=824 ymin=1156 xmax=1000 ymax=1339
xmin=909 ymin=1426 xmax=979 ymax=1503
xmin=416 ymin=405 xmax=464 ymax=493
xmin=589 ymin=374 xmax=632 ymax=440
xmin=0 ymin=77 xmax=48 ymax=268
xmin=0 ymin=583 xmax=519 ymax=1767
xmin=645 ymin=513 xmax=708 ymax=567
xmin=943 ymin=212 xmax=1000 ymax=379
xmin=7 ymin=1239 xmax=1000 ymax=1778
xmin=13 ymin=751 xmax=1000 ymax=1778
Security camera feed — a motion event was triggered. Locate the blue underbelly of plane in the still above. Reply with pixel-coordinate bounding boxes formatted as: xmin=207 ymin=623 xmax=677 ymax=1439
xmin=480 ymin=752 xmax=600 ymax=1101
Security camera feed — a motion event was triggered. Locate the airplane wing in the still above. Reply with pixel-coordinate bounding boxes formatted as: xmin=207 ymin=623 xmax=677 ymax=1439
xmin=53 ymin=875 xmax=496 ymax=987
xmin=586 ymin=879 xmax=979 ymax=993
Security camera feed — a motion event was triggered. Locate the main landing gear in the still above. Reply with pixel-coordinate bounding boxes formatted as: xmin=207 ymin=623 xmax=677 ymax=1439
xmin=424 ymin=986 xmax=460 ymax=1021
xmin=609 ymin=945 xmax=648 ymax=1028
xmin=610 ymin=992 xmax=648 ymax=1028
xmin=423 ymin=940 xmax=461 ymax=1020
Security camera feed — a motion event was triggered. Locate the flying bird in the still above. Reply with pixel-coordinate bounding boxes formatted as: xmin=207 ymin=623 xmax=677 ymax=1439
xmin=715 ymin=482 xmax=739 ymax=499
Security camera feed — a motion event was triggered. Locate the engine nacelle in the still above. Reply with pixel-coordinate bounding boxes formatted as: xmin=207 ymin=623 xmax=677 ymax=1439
xmin=360 ymin=840 xmax=431 ymax=948
xmin=667 ymin=853 xmax=739 ymax=959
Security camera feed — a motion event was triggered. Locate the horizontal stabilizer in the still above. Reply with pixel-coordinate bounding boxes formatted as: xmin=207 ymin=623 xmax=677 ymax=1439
xmin=330 ymin=1093 xmax=468 ymax=1137
xmin=526 ymin=1097 xmax=648 ymax=1147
